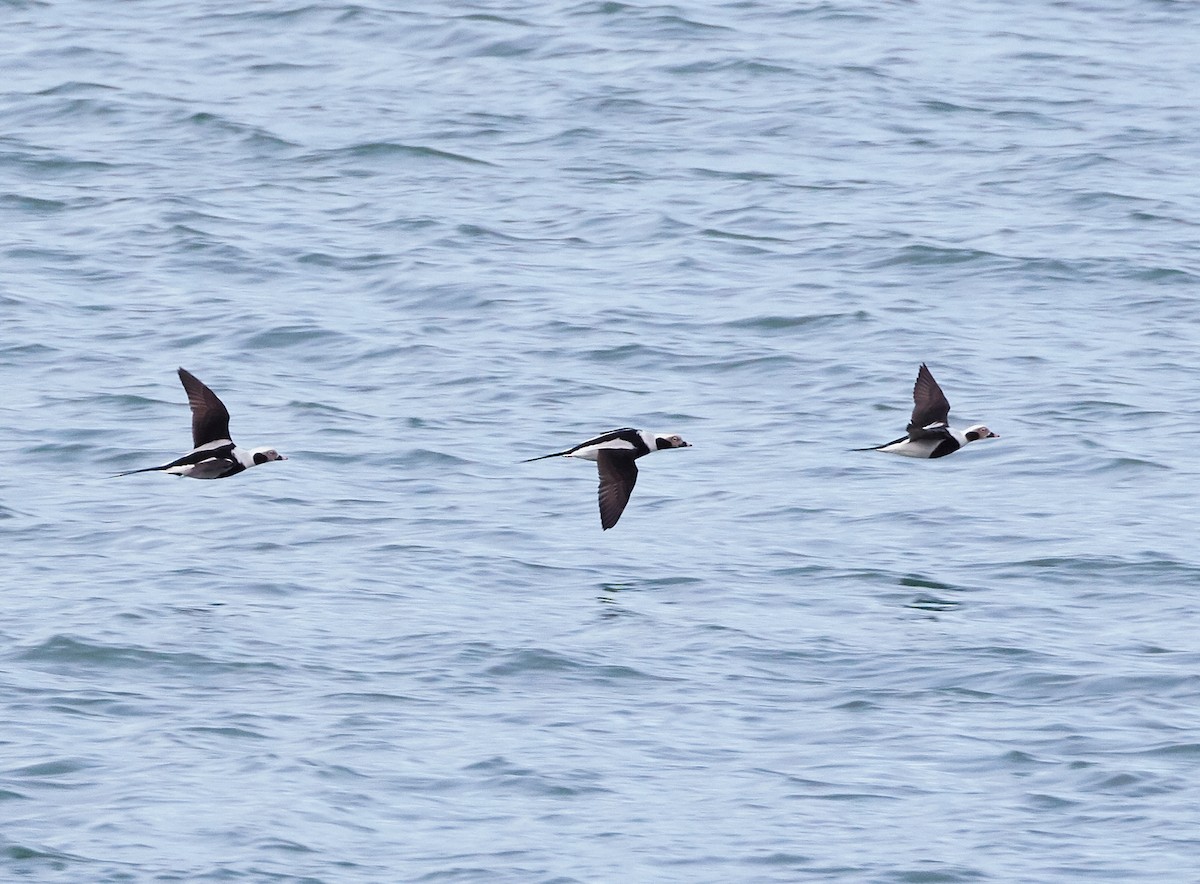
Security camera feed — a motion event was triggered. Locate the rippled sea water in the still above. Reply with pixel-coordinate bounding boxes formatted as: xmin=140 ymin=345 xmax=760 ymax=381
xmin=4 ymin=1 xmax=1200 ymax=881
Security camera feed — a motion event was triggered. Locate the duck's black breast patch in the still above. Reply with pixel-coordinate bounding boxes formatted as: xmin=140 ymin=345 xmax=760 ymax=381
xmin=929 ymin=438 xmax=962 ymax=459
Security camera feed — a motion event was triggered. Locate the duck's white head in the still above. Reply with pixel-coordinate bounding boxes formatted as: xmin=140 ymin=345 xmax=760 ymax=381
xmin=250 ymin=447 xmax=287 ymax=466
xmin=654 ymin=433 xmax=691 ymax=451
xmin=963 ymin=425 xmax=998 ymax=443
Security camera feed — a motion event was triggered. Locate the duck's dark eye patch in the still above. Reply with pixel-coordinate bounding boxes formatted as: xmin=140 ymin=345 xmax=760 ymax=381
xmin=254 ymin=452 xmax=270 ymax=465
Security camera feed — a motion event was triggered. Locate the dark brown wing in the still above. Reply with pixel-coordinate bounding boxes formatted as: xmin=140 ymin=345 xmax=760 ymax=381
xmin=597 ymin=449 xmax=639 ymax=531
xmin=177 ymin=368 xmax=233 ymax=447
xmin=908 ymin=363 xmax=951 ymax=439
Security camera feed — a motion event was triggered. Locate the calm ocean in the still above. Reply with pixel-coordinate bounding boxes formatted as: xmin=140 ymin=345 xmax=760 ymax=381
xmin=4 ymin=1 xmax=1200 ymax=881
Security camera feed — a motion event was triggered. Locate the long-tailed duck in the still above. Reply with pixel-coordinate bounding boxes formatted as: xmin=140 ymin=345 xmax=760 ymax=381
xmin=115 ymin=368 xmax=286 ymax=479
xmin=859 ymin=363 xmax=997 ymax=458
xmin=524 ymin=427 xmax=690 ymax=529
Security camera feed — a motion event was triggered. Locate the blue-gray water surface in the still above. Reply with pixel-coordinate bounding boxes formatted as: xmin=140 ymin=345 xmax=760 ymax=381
xmin=4 ymin=1 xmax=1200 ymax=881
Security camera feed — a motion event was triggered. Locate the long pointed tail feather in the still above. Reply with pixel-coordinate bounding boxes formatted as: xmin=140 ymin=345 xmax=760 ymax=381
xmin=521 ymin=451 xmax=568 ymax=463
xmin=110 ymin=464 xmax=169 ymax=478
xmin=854 ymin=434 xmax=907 ymax=452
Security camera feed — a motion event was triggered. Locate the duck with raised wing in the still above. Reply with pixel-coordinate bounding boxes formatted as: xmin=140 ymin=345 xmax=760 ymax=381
xmin=859 ymin=363 xmax=997 ymax=458
xmin=115 ymin=368 xmax=286 ymax=479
